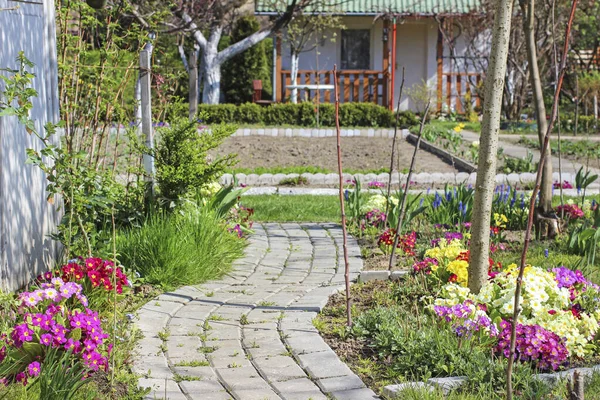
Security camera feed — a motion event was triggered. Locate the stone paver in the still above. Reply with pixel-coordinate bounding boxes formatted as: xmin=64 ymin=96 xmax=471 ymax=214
xmin=134 ymin=223 xmax=378 ymax=400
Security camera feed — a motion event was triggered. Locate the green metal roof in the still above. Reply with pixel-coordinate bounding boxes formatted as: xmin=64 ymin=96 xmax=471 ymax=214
xmin=255 ymin=0 xmax=481 ymax=15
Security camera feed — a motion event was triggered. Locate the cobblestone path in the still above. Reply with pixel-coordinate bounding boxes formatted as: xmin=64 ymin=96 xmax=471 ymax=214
xmin=133 ymin=223 xmax=378 ymax=400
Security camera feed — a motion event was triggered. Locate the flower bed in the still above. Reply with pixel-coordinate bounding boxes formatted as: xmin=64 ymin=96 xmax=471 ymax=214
xmin=321 ymin=181 xmax=600 ymax=398
xmin=0 ymin=258 xmax=132 ymax=398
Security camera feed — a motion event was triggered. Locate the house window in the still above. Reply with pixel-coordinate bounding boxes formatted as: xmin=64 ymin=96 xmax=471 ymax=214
xmin=341 ymin=30 xmax=370 ymax=70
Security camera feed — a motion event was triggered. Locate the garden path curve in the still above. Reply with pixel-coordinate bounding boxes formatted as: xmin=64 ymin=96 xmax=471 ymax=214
xmin=133 ymin=223 xmax=378 ymax=400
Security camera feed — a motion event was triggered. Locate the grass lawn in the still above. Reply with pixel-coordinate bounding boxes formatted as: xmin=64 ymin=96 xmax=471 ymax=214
xmin=241 ymin=195 xmax=341 ymax=222
xmin=241 ymin=192 xmax=600 ymax=224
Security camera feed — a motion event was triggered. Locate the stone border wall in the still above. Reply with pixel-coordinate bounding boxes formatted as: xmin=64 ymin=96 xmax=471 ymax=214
xmin=231 ymin=127 xmax=407 ymax=138
xmin=220 ymin=171 xmax=589 ymax=188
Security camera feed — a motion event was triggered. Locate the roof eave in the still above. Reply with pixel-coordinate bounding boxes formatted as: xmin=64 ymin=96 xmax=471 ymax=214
xmin=255 ymin=11 xmax=481 ymax=17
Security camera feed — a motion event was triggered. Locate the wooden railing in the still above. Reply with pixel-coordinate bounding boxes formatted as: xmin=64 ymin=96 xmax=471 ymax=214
xmin=280 ymin=70 xmax=390 ymax=107
xmin=439 ymin=72 xmax=483 ymax=113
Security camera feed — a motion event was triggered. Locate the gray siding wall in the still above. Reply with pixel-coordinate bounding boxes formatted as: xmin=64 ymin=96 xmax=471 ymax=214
xmin=0 ymin=0 xmax=60 ymax=291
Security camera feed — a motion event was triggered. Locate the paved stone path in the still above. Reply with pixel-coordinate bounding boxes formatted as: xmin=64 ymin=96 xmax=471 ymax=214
xmin=133 ymin=223 xmax=378 ymax=400
xmin=461 ymin=130 xmax=600 ymax=174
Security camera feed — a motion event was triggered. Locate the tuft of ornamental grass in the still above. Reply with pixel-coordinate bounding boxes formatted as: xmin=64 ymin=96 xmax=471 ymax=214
xmin=116 ymin=208 xmax=245 ymax=290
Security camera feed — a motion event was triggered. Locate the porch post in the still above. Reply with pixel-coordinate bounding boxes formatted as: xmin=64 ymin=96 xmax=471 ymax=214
xmin=382 ymin=18 xmax=390 ymax=108
xmin=436 ymin=18 xmax=444 ymax=112
xmin=276 ymin=34 xmax=282 ymax=102
xmin=391 ymin=17 xmax=397 ymax=111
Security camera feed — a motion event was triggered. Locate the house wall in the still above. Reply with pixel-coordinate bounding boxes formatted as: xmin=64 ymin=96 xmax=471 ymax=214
xmin=0 ymin=0 xmax=60 ymax=291
xmin=394 ymin=19 xmax=439 ymax=111
xmin=281 ymin=16 xmax=386 ymax=72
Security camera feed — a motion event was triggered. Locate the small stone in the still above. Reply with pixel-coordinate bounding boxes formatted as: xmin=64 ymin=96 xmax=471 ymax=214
xmin=358 ymin=271 xmax=390 ymax=283
xmin=427 ymin=376 xmax=467 ymax=394
xmin=390 ymin=270 xmax=409 ymax=280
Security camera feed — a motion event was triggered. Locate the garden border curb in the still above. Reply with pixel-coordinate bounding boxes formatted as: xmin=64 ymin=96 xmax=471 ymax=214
xmin=382 ymin=365 xmax=600 ymax=398
xmin=231 ymin=127 xmax=408 ymax=138
xmin=405 ymin=132 xmax=477 ymax=173
xmin=221 ymin=172 xmax=597 ymax=190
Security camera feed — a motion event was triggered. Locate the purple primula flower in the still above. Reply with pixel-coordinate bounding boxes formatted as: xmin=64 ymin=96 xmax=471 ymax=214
xmin=367 ymin=181 xmax=385 ymax=189
xmin=552 ymin=266 xmax=587 ymax=288
xmin=27 ymin=361 xmax=40 ymax=377
xmin=40 ymin=333 xmax=53 ymax=346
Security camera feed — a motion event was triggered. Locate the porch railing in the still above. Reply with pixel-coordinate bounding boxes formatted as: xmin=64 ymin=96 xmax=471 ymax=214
xmin=280 ymin=70 xmax=390 ymax=107
xmin=439 ymin=72 xmax=483 ymax=113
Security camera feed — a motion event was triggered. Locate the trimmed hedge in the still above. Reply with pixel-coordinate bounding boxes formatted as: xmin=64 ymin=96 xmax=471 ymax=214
xmin=197 ymin=102 xmax=418 ymax=128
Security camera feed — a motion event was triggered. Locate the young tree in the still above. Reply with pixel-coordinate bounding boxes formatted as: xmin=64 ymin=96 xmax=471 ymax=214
xmin=286 ymin=13 xmax=343 ymax=103
xmin=222 ymin=15 xmax=272 ymax=104
xmin=468 ymin=0 xmax=515 ymax=294
xmin=519 ymin=0 xmax=554 ymax=225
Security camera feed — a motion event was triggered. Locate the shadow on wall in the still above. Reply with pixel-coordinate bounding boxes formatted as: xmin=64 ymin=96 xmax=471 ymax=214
xmin=0 ymin=0 xmax=60 ymax=291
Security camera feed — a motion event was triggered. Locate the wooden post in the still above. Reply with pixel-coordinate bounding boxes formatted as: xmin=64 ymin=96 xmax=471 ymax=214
xmin=140 ymin=50 xmax=155 ymax=190
xmin=188 ymin=46 xmax=199 ymax=120
xmin=383 ymin=18 xmax=392 ymax=109
xmin=456 ymin=74 xmax=462 ymax=113
xmin=276 ymin=35 xmax=282 ymax=102
xmin=437 ymin=19 xmax=444 ymax=112
xmin=391 ymin=18 xmax=397 ymax=110
xmin=343 ymin=74 xmax=350 ymax=102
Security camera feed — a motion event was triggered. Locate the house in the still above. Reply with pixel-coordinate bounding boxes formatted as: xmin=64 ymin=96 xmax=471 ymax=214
xmin=255 ymin=0 xmax=487 ymax=112
xmin=0 ymin=0 xmax=60 ymax=291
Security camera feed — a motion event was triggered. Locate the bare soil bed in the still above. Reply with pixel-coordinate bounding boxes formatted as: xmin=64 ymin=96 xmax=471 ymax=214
xmin=213 ymin=136 xmax=458 ymax=173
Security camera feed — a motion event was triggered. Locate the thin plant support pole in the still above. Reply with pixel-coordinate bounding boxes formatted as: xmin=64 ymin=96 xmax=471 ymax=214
xmin=575 ymin=74 xmax=579 ymax=136
xmin=506 ymin=1 xmax=579 ymax=399
xmin=333 ymin=65 xmax=352 ymax=327
xmin=389 ymin=101 xmax=431 ymax=269
xmin=384 ymin=67 xmax=406 ymax=228
xmin=140 ymin=49 xmax=155 ymax=193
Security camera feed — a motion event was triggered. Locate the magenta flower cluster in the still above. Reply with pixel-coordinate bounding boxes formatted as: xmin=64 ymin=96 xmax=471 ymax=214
xmin=553 ymin=181 xmax=574 ymax=189
xmin=0 ymin=277 xmax=111 ymax=386
xmin=496 ymin=321 xmax=568 ymax=371
xmin=365 ymin=209 xmax=386 ymax=227
xmin=556 ymin=204 xmax=584 ymax=219
xmin=412 ymin=258 xmax=438 ymax=275
xmin=433 ymin=301 xmax=498 ymax=338
xmin=367 ymin=181 xmax=386 ymax=189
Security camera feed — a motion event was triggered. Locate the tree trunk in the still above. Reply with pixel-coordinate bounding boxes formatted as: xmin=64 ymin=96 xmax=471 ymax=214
xmin=468 ymin=0 xmax=515 ymax=294
xmin=290 ymin=52 xmax=299 ymax=103
xmin=178 ymin=44 xmax=189 ymax=73
xmin=189 ymin=46 xmax=199 ymax=119
xmin=522 ymin=0 xmax=553 ymax=216
xmin=201 ymin=44 xmax=221 ymax=105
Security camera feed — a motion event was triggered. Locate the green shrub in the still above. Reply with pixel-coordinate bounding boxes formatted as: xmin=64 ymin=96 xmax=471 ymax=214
xmin=236 ymin=103 xmax=263 ymax=124
xmin=198 ymin=104 xmax=237 ymax=124
xmin=192 ymin=102 xmax=414 ymax=128
xmin=221 ymin=16 xmax=272 ymax=104
xmin=154 ymin=118 xmax=237 ymax=201
xmin=262 ymin=103 xmax=301 ymax=125
xmin=116 ymin=208 xmax=245 ymax=289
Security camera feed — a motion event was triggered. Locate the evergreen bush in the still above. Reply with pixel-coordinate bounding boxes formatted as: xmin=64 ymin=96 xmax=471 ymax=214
xmin=153 ymin=118 xmax=237 ymax=201
xmin=196 ymin=102 xmax=417 ymax=128
xmin=221 ymin=16 xmax=272 ymax=104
